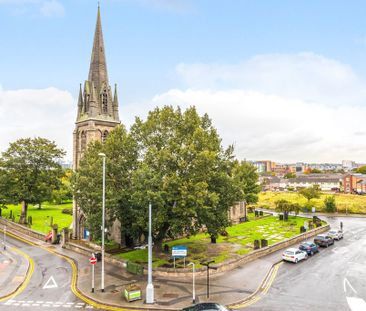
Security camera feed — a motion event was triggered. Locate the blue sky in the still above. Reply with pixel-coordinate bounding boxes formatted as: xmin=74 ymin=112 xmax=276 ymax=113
xmin=1 ymin=0 xmax=366 ymax=162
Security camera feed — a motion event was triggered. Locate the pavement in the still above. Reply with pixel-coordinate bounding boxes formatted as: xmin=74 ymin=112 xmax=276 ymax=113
xmin=0 ymin=247 xmax=29 ymax=299
xmin=243 ymin=216 xmax=366 ymax=311
xmin=0 ymin=221 xmax=288 ymax=310
xmin=0 ymin=214 xmax=348 ymax=311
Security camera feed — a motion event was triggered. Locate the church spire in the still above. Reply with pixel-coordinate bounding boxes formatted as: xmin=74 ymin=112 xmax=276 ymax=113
xmin=88 ymin=4 xmax=108 ymax=90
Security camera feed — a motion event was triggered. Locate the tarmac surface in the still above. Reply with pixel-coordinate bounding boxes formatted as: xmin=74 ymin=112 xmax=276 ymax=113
xmin=244 ymin=216 xmax=366 ymax=311
xmin=0 ymin=214 xmax=365 ymax=310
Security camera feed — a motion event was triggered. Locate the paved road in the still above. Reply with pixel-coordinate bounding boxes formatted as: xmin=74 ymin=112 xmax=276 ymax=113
xmin=244 ymin=216 xmax=366 ymax=311
xmin=0 ymin=234 xmax=96 ymax=310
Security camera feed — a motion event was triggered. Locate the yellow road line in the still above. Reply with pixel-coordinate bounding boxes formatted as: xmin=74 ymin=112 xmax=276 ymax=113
xmin=1 ymin=228 xmax=143 ymax=311
xmin=0 ymin=246 xmax=35 ymax=302
xmin=230 ymin=261 xmax=283 ymax=309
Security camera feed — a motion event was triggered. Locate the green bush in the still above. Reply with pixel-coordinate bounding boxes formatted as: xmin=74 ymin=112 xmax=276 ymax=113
xmin=62 ymin=208 xmax=73 ymax=215
xmin=324 ymin=196 xmax=336 ymax=213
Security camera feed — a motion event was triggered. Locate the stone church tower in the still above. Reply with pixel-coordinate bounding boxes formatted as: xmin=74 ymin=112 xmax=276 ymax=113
xmin=72 ymin=5 xmax=120 ymax=239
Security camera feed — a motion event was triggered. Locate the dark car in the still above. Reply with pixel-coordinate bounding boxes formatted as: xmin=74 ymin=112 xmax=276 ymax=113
xmin=299 ymin=242 xmax=319 ymax=255
xmin=182 ymin=303 xmax=233 ymax=311
xmin=314 ymin=234 xmax=334 ymax=247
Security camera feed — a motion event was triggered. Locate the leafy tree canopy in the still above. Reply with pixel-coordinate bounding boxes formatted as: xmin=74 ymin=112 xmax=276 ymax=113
xmin=356 ymin=165 xmax=366 ymax=174
xmin=0 ymin=137 xmax=65 ymax=223
xmin=299 ymin=185 xmax=321 ymax=202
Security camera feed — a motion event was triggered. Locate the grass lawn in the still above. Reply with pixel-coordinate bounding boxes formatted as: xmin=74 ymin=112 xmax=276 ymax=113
xmin=0 ymin=202 xmax=73 ymax=234
xmin=257 ymin=191 xmax=366 ymax=214
xmin=116 ymin=215 xmax=309 ymax=268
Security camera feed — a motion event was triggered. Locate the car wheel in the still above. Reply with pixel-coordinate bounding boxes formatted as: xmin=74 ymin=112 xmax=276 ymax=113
xmin=295 ymin=258 xmax=298 ymax=264
xmin=305 ymin=254 xmax=308 ymax=260
xmin=310 ymin=251 xmax=314 ymax=256
xmin=326 ymin=243 xmax=329 ymax=248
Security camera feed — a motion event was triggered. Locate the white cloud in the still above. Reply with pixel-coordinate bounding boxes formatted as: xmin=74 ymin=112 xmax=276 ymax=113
xmin=40 ymin=0 xmax=64 ymax=17
xmin=176 ymin=53 xmax=366 ymax=107
xmin=122 ymin=53 xmax=366 ymax=163
xmin=0 ymin=86 xmax=74 ymax=159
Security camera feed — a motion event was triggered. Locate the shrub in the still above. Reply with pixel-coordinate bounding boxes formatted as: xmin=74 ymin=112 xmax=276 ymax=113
xmin=324 ymin=196 xmax=336 ymax=213
xmin=62 ymin=208 xmax=73 ymax=215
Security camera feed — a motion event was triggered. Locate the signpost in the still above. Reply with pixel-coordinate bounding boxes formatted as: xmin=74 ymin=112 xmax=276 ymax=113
xmin=90 ymin=254 xmax=97 ymax=293
xmin=172 ymin=246 xmax=188 ymax=269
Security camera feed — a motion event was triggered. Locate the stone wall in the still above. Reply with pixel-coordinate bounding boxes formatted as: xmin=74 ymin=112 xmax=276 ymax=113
xmin=0 ymin=218 xmax=46 ymax=241
xmin=152 ymin=224 xmax=330 ymax=278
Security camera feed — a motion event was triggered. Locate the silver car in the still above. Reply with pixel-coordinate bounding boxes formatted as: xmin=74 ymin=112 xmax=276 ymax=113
xmin=328 ymin=229 xmax=343 ymax=241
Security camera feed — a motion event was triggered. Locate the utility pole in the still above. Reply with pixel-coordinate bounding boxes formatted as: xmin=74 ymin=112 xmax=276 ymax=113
xmin=188 ymin=262 xmax=196 ymax=303
xmin=200 ymin=260 xmax=216 ymax=298
xmin=98 ymin=153 xmax=106 ymax=293
xmin=146 ymin=202 xmax=154 ymax=303
xmin=3 ymin=225 xmax=6 ymax=250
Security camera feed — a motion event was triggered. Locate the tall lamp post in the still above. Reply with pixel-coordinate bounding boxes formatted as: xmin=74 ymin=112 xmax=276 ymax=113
xmin=146 ymin=202 xmax=154 ymax=303
xmin=98 ymin=153 xmax=106 ymax=293
xmin=201 ymin=260 xmax=216 ymax=299
xmin=187 ymin=262 xmax=196 ymax=304
xmin=3 ymin=225 xmax=6 ymax=250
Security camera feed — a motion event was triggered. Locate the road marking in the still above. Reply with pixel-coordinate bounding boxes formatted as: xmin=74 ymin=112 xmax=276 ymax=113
xmin=344 ymin=277 xmax=358 ymax=294
xmin=43 ymin=276 xmax=58 ymax=289
xmin=0 ymin=228 xmax=138 ymax=310
xmin=347 ymin=297 xmax=366 ymax=311
xmin=0 ymin=247 xmax=35 ymax=303
xmin=229 ymin=261 xmax=283 ymax=309
xmin=3 ymin=300 xmax=92 ymax=309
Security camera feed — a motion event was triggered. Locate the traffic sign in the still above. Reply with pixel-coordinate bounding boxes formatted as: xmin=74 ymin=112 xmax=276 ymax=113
xmin=172 ymin=246 xmax=187 ymax=258
xmin=90 ymin=257 xmax=97 ymax=265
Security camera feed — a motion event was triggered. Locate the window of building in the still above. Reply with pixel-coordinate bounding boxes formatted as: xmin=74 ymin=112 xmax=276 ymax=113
xmin=102 ymin=91 xmax=108 ymax=114
xmin=81 ymin=131 xmax=87 ymax=152
xmin=102 ymin=130 xmax=108 ymax=144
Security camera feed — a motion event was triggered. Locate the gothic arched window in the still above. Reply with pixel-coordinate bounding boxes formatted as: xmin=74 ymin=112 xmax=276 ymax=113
xmin=102 ymin=91 xmax=108 ymax=114
xmin=81 ymin=131 xmax=87 ymax=152
xmin=102 ymin=130 xmax=108 ymax=144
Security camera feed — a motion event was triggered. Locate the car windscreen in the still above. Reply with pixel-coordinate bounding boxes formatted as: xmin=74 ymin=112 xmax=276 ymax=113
xmin=284 ymin=251 xmax=294 ymax=255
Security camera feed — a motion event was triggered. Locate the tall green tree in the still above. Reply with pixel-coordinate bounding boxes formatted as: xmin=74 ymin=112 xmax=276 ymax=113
xmin=73 ymin=125 xmax=139 ymax=242
xmin=275 ymin=199 xmax=300 ymax=221
xmin=130 ymin=106 xmax=239 ymax=248
xmin=0 ymin=137 xmax=65 ymax=223
xmin=232 ymin=160 xmax=261 ymax=204
xmin=299 ymin=185 xmax=321 ymax=208
xmin=51 ymin=169 xmax=73 ymax=204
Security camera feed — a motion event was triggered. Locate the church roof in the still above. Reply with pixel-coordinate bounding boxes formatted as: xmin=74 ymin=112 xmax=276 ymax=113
xmin=88 ymin=5 xmax=108 ymax=90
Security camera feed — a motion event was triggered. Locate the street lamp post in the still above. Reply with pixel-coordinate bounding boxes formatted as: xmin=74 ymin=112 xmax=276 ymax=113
xmin=3 ymin=225 xmax=6 ymax=250
xmin=201 ymin=260 xmax=215 ymax=299
xmin=98 ymin=153 xmax=106 ymax=293
xmin=187 ymin=262 xmax=196 ymax=304
xmin=146 ymin=202 xmax=154 ymax=303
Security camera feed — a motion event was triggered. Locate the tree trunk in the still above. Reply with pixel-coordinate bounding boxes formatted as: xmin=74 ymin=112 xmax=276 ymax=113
xmin=20 ymin=200 xmax=28 ymax=224
xmin=210 ymin=235 xmax=217 ymax=243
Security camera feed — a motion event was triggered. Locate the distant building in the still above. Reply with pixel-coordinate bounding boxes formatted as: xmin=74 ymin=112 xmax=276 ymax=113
xmin=343 ymin=174 xmax=366 ymax=194
xmin=286 ymin=174 xmax=342 ymax=191
xmin=342 ymin=160 xmax=356 ymax=171
xmin=262 ymin=174 xmax=342 ymax=192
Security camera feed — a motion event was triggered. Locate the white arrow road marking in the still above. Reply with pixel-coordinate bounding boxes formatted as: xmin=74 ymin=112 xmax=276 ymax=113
xmin=43 ymin=276 xmax=58 ymax=289
xmin=347 ymin=297 xmax=366 ymax=311
xmin=344 ymin=278 xmax=358 ymax=294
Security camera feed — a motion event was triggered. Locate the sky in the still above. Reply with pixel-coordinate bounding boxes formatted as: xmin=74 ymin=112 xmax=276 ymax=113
xmin=1 ymin=0 xmax=366 ymax=163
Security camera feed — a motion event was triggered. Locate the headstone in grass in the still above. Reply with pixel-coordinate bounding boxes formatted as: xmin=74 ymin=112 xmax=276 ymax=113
xmin=253 ymin=240 xmax=260 ymax=250
xmin=261 ymin=239 xmax=268 ymax=248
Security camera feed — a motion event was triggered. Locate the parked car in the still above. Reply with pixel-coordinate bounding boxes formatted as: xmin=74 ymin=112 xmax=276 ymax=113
xmin=314 ymin=234 xmax=334 ymax=247
xmin=299 ymin=242 xmax=319 ymax=256
xmin=327 ymin=229 xmax=343 ymax=241
xmin=282 ymin=248 xmax=308 ymax=263
xmin=182 ymin=303 xmax=233 ymax=311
